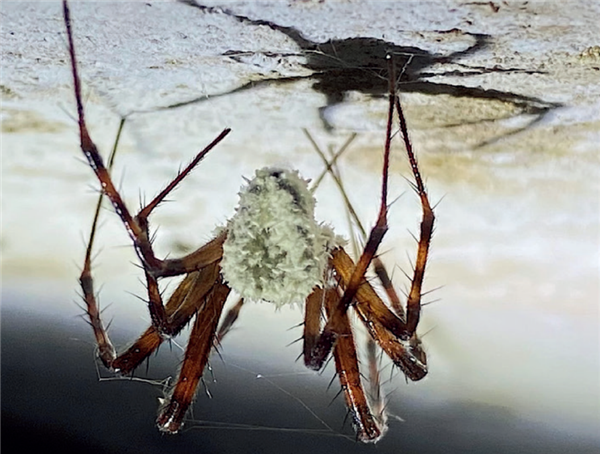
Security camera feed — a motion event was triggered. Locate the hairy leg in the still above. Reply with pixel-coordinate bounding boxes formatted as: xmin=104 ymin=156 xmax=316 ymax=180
xmin=157 ymin=278 xmax=231 ymax=433
xmin=303 ymin=286 xmax=384 ymax=442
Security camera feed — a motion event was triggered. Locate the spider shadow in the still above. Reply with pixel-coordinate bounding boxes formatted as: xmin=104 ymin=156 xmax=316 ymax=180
xmin=163 ymin=1 xmax=560 ymax=143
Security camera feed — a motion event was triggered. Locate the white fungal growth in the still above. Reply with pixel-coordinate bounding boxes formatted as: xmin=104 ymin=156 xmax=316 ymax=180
xmin=220 ymin=167 xmax=342 ymax=306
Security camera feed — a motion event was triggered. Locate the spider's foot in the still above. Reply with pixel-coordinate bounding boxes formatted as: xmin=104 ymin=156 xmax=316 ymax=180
xmin=156 ymin=399 xmax=184 ymax=434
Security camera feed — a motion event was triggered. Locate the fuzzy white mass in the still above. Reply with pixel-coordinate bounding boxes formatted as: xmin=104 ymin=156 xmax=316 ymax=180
xmin=220 ymin=167 xmax=342 ymax=306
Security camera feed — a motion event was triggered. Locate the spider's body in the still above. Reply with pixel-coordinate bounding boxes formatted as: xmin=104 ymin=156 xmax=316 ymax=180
xmin=221 ymin=167 xmax=341 ymax=306
xmin=64 ymin=0 xmax=434 ymax=444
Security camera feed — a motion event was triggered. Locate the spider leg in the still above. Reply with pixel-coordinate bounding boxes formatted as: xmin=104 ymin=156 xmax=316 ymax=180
xmin=309 ymin=56 xmax=432 ymax=381
xmin=140 ymin=234 xmax=225 ymax=336
xmin=364 ymin=337 xmax=387 ymax=427
xmin=76 ymin=122 xmax=223 ymax=370
xmin=111 ymin=263 xmax=222 ymax=374
xmin=372 ymin=259 xmax=405 ymax=318
xmin=64 ymin=0 xmax=229 ymax=343
xmin=325 ymin=289 xmax=385 ymax=443
xmin=330 ymin=79 xmax=434 ymax=381
xmin=394 ymin=96 xmax=435 ymax=335
xmin=302 ymin=287 xmax=325 ymax=365
xmin=156 ymin=277 xmax=231 ymax=434
xmin=79 ymin=117 xmax=126 ymax=368
xmin=332 ymin=248 xmax=427 ymax=381
xmin=303 ymin=56 xmax=398 ymax=369
xmin=305 ymin=165 xmax=427 ymax=378
xmin=303 ymin=287 xmax=384 ymax=442
xmin=76 ymin=124 xmax=223 ymax=372
xmin=63 ymin=0 xmax=229 ymax=280
xmin=215 ymin=297 xmax=245 ymax=345
xmin=307 ymin=131 xmax=396 ymax=431
xmin=83 ymin=261 xmax=221 ymax=375
xmin=80 ymin=260 xmax=117 ymax=368
xmin=303 ymin=286 xmax=343 ymax=371
xmin=306 ymin=129 xmax=407 ymax=319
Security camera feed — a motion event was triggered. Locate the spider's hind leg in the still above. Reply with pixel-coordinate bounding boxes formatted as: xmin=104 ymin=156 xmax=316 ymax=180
xmin=63 ymin=0 xmax=229 ymax=350
xmin=303 ymin=286 xmax=386 ymax=443
xmin=156 ymin=277 xmax=230 ymax=433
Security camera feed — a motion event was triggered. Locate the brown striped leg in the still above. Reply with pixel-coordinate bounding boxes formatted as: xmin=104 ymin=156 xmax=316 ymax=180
xmin=394 ymin=96 xmax=435 ymax=334
xmin=139 ymin=234 xmax=225 ymax=338
xmin=306 ymin=129 xmax=408 ymax=320
xmin=83 ymin=258 xmax=221 ymax=375
xmin=73 ymin=118 xmax=223 ymax=375
xmin=300 ymin=59 xmax=398 ymax=370
xmin=332 ymin=248 xmax=427 ymax=381
xmin=78 ymin=116 xmax=126 ymax=367
xmin=372 ymin=258 xmax=406 ymax=318
xmin=302 ymin=285 xmax=340 ymax=371
xmin=303 ymin=287 xmax=384 ymax=442
xmin=111 ymin=263 xmax=221 ymax=374
xmin=305 ymin=84 xmax=432 ymax=384
xmin=156 ymin=278 xmax=231 ymax=433
xmin=304 ymin=251 xmax=417 ymax=373
xmin=364 ymin=337 xmax=387 ymax=427
xmin=306 ymin=132 xmax=395 ymax=430
xmin=312 ymin=66 xmax=432 ymax=382
xmin=63 ymin=0 xmax=229 ymax=338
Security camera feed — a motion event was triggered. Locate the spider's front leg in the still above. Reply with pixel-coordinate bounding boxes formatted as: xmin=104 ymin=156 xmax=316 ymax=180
xmin=301 ymin=250 xmax=428 ymax=443
xmin=63 ymin=0 xmax=229 ymax=339
xmin=63 ymin=0 xmax=229 ymax=272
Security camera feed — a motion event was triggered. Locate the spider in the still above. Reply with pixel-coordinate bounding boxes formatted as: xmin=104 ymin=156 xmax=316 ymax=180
xmin=64 ymin=0 xmax=434 ymax=443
